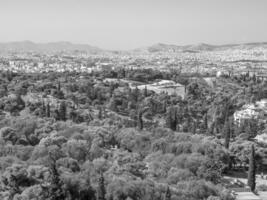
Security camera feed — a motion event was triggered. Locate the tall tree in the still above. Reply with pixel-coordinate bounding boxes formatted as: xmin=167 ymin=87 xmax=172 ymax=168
xmin=163 ymin=100 xmax=167 ymax=113
xmin=57 ymin=82 xmax=61 ymax=92
xmin=202 ymin=113 xmax=208 ymax=130
xmin=98 ymin=106 xmax=103 ymax=120
xmin=143 ymin=86 xmax=148 ymax=97
xmin=110 ymin=98 xmax=118 ymax=112
xmin=42 ymin=101 xmax=46 ymax=116
xmin=46 ymin=103 xmax=50 ymax=118
xmin=6 ymin=70 xmax=13 ymax=82
xmin=164 ymin=186 xmax=171 ymax=200
xmin=137 ymin=110 xmax=144 ymax=130
xmin=7 ymin=175 xmax=20 ymax=200
xmin=69 ymin=106 xmax=77 ymax=122
xmin=132 ymin=86 xmax=140 ymax=102
xmin=166 ymin=106 xmax=178 ymax=131
xmin=247 ymin=144 xmax=256 ymax=191
xmin=41 ymin=153 xmax=66 ymax=200
xmin=137 ymin=107 xmax=149 ymax=130
xmin=97 ymin=173 xmax=106 ymax=200
xmin=59 ymin=101 xmax=67 ymax=121
xmin=223 ymin=119 xmax=231 ymax=149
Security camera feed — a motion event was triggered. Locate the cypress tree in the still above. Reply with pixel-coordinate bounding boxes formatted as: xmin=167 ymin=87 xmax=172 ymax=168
xmin=137 ymin=110 xmax=144 ymax=130
xmin=192 ymin=120 xmax=196 ymax=134
xmin=57 ymin=82 xmax=61 ymax=92
xmin=137 ymin=107 xmax=149 ymax=130
xmin=133 ymin=86 xmax=139 ymax=102
xmin=144 ymin=86 xmax=148 ymax=97
xmin=69 ymin=106 xmax=77 ymax=122
xmin=59 ymin=101 xmax=67 ymax=121
xmin=54 ymin=109 xmax=60 ymax=121
xmin=98 ymin=106 xmax=102 ymax=119
xmin=42 ymin=101 xmax=46 ymax=116
xmin=6 ymin=70 xmax=13 ymax=82
xmin=166 ymin=106 xmax=177 ymax=131
xmin=247 ymin=144 xmax=256 ymax=191
xmin=46 ymin=103 xmax=50 ymax=118
xmin=97 ymin=173 xmax=106 ymax=200
xmin=163 ymin=100 xmax=167 ymax=113
xmin=164 ymin=186 xmax=171 ymax=200
xmin=109 ymin=96 xmax=118 ymax=112
xmin=203 ymin=113 xmax=208 ymax=130
xmin=224 ymin=119 xmax=231 ymax=149
xmin=46 ymin=153 xmax=66 ymax=200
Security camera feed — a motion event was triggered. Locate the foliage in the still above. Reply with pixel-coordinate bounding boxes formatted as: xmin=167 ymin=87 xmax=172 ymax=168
xmin=0 ymin=70 xmax=263 ymax=200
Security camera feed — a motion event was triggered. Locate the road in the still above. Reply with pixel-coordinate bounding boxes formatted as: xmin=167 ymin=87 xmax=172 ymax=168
xmin=236 ymin=192 xmax=261 ymax=200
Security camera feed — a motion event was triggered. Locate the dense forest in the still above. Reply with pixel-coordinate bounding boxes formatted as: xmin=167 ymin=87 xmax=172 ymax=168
xmin=0 ymin=69 xmax=266 ymax=200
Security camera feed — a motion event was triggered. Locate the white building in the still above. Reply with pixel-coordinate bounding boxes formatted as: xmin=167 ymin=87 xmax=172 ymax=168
xmin=234 ymin=99 xmax=267 ymax=125
xmin=137 ymin=80 xmax=186 ymax=98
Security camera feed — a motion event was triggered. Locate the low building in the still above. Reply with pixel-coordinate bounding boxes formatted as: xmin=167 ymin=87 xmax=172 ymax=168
xmin=137 ymin=80 xmax=186 ymax=98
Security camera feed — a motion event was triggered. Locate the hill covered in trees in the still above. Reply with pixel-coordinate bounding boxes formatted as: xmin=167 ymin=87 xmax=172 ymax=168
xmin=0 ymin=69 xmax=266 ymax=200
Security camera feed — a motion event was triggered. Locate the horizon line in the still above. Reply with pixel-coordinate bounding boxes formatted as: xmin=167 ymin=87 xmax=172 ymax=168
xmin=0 ymin=40 xmax=267 ymax=51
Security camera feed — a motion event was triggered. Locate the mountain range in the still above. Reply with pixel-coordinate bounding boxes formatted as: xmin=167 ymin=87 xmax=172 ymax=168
xmin=142 ymin=42 xmax=267 ymax=53
xmin=0 ymin=41 xmax=102 ymax=54
xmin=0 ymin=41 xmax=267 ymax=53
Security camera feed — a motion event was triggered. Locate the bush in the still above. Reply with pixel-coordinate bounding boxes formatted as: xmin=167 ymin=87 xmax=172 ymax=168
xmin=257 ymin=184 xmax=267 ymax=191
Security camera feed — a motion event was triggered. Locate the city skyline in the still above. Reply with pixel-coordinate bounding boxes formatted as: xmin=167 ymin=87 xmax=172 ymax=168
xmin=1 ymin=0 xmax=267 ymax=50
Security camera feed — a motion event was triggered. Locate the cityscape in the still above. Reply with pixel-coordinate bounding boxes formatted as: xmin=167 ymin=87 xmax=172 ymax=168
xmin=0 ymin=1 xmax=267 ymax=200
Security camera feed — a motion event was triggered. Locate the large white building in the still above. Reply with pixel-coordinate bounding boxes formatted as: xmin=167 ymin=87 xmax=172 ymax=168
xmin=234 ymin=99 xmax=267 ymax=125
xmin=137 ymin=80 xmax=186 ymax=98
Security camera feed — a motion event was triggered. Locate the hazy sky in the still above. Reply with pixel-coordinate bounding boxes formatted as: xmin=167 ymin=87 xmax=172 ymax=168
xmin=0 ymin=0 xmax=267 ymax=50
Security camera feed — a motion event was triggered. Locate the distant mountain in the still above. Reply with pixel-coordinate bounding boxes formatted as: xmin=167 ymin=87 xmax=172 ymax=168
xmin=146 ymin=43 xmax=184 ymax=53
xmin=137 ymin=42 xmax=267 ymax=53
xmin=186 ymin=43 xmax=216 ymax=51
xmin=1 ymin=41 xmax=267 ymax=54
xmin=0 ymin=41 xmax=103 ymax=53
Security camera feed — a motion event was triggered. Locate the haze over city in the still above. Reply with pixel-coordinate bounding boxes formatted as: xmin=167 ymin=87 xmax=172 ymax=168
xmin=1 ymin=0 xmax=267 ymax=50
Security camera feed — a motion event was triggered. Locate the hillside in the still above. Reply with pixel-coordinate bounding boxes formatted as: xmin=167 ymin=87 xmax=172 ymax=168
xmin=1 ymin=41 xmax=267 ymax=54
xmin=0 ymin=41 xmax=103 ymax=54
xmin=136 ymin=42 xmax=267 ymax=53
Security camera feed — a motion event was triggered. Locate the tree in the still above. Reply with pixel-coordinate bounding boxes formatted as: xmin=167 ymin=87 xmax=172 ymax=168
xmin=55 ymin=82 xmax=64 ymax=99
xmin=7 ymin=174 xmax=21 ymax=200
xmin=197 ymin=159 xmax=223 ymax=184
xmin=97 ymin=173 xmax=106 ymax=200
xmin=203 ymin=113 xmax=208 ymax=130
xmin=223 ymin=119 xmax=231 ymax=149
xmin=109 ymin=96 xmax=118 ymax=112
xmin=166 ymin=106 xmax=178 ymax=131
xmin=246 ymin=119 xmax=259 ymax=139
xmin=144 ymin=86 xmax=148 ymax=97
xmin=132 ymin=86 xmax=140 ymax=102
xmin=44 ymin=153 xmax=66 ymax=200
xmin=0 ymin=127 xmax=18 ymax=144
xmin=69 ymin=107 xmax=78 ymax=122
xmin=59 ymin=101 xmax=67 ymax=121
xmin=137 ymin=110 xmax=144 ymax=130
xmin=42 ymin=101 xmax=46 ymax=116
xmin=163 ymin=100 xmax=167 ymax=113
xmin=54 ymin=109 xmax=60 ymax=121
xmin=164 ymin=186 xmax=171 ymax=200
xmin=98 ymin=106 xmax=103 ymax=120
xmin=57 ymin=82 xmax=61 ymax=92
xmin=247 ymin=144 xmax=256 ymax=191
xmin=137 ymin=107 xmax=149 ymax=130
xmin=6 ymin=70 xmax=13 ymax=81
xmin=46 ymin=103 xmax=50 ymax=118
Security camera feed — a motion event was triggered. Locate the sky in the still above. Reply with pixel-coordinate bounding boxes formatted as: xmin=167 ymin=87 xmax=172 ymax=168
xmin=0 ymin=0 xmax=267 ymax=50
